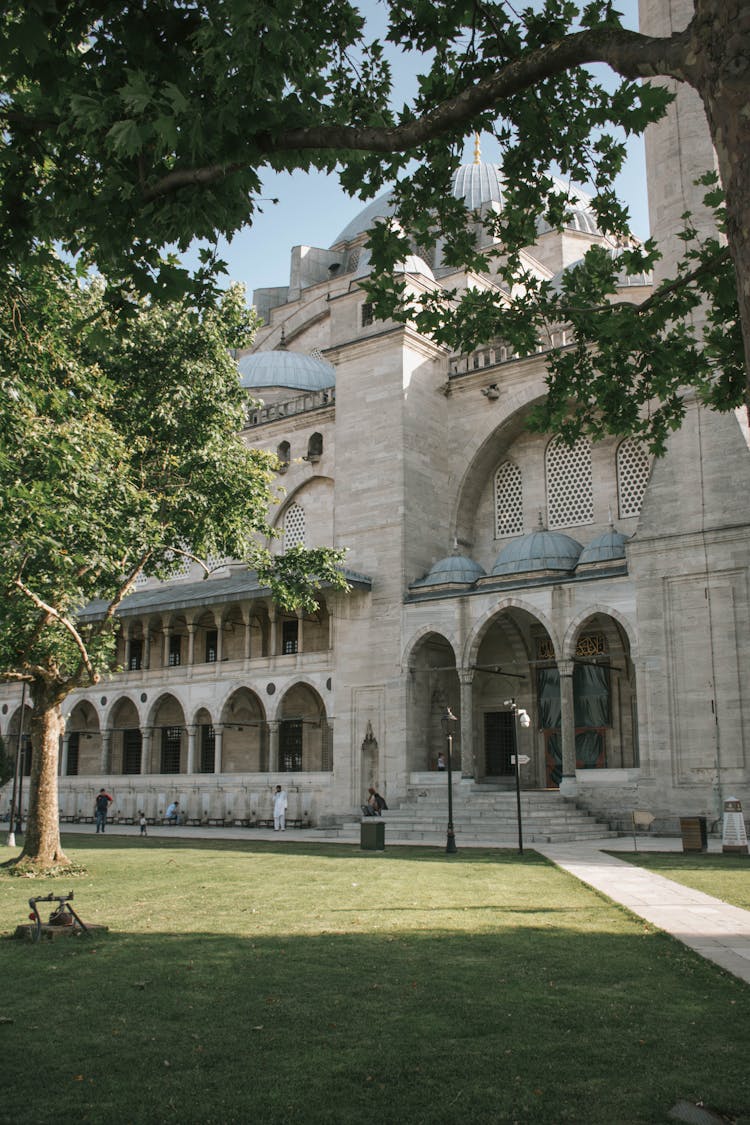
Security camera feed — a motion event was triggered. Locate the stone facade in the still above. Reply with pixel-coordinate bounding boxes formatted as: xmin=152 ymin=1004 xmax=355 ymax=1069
xmin=2 ymin=0 xmax=748 ymax=832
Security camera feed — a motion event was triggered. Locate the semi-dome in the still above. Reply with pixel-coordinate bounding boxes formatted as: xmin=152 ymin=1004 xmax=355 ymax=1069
xmin=492 ymin=529 xmax=583 ymax=576
xmin=237 ymin=350 xmax=336 ymax=392
xmin=412 ymin=554 xmax=486 ymax=588
xmin=577 ymin=529 xmax=629 ymax=566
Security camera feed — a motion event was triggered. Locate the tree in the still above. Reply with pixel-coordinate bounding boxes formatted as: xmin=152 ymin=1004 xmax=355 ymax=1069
xmin=0 ymin=252 xmax=347 ymax=871
xmin=1 ymin=0 xmax=748 ymax=443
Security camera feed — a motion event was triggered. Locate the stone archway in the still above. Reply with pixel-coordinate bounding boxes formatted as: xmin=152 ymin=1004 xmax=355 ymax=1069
xmin=221 ymin=688 xmax=267 ymax=772
xmin=108 ymin=697 xmax=141 ymax=775
xmin=66 ymin=701 xmax=102 ymax=777
xmin=406 ymin=632 xmax=460 ymax=773
xmin=276 ymin=684 xmax=330 ymax=772
xmin=471 ymin=606 xmax=554 ymax=789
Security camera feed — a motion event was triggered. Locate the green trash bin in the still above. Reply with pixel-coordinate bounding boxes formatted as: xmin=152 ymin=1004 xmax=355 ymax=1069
xmin=360 ymin=818 xmax=385 ymax=850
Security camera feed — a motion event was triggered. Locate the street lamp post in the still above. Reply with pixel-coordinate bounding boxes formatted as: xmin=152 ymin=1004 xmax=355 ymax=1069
xmin=505 ymin=698 xmax=531 ymax=856
xmin=442 ymin=707 xmax=458 ymax=854
xmin=6 ymin=681 xmax=27 ymax=848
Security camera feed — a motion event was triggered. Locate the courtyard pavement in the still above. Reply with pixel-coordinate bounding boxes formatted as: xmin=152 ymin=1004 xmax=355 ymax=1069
xmin=43 ymin=820 xmax=750 ymax=986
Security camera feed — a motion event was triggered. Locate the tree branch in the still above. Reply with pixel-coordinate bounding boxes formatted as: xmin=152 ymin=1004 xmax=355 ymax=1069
xmin=13 ymin=578 xmax=98 ymax=684
xmin=143 ymin=23 xmax=693 ymax=202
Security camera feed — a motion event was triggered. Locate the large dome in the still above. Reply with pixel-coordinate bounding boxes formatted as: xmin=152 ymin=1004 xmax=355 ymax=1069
xmin=492 ymin=529 xmax=583 ymax=576
xmin=331 ymin=161 xmax=599 ymax=247
xmin=238 ymin=350 xmax=336 ymax=392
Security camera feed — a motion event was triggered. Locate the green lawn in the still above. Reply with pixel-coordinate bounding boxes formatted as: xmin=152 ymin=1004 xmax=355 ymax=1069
xmin=615 ymin=850 xmax=750 ymax=911
xmin=1 ymin=835 xmax=749 ymax=1125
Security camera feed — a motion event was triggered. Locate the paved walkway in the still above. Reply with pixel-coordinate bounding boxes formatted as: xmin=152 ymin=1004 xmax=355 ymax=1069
xmin=50 ymin=822 xmax=750 ymax=985
xmin=536 ymin=836 xmax=750 ymax=985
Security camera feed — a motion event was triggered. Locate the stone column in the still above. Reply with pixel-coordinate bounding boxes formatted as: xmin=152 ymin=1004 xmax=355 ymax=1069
xmin=140 ymin=727 xmax=151 ymax=775
xmin=187 ymin=623 xmax=196 ymax=666
xmin=162 ymin=625 xmax=172 ymax=667
xmin=100 ymin=729 xmax=112 ymax=774
xmin=268 ymin=720 xmax=279 ymax=773
xmin=297 ymin=609 xmax=304 ymax=655
xmin=186 ymin=724 xmax=197 ymax=774
xmin=216 ymin=619 xmax=224 ymax=663
xmin=459 ymin=670 xmax=476 ymax=779
xmin=214 ymin=725 xmax=223 ymax=774
xmin=242 ymin=605 xmax=252 ymax=661
xmin=268 ymin=605 xmax=278 ymax=657
xmin=61 ymin=734 xmax=70 ymax=777
xmin=143 ymin=630 xmax=151 ymax=670
xmin=124 ymin=628 xmax=132 ymax=672
xmin=558 ymin=659 xmax=577 ymax=796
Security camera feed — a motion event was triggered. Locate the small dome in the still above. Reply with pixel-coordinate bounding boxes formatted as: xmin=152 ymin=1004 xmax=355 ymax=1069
xmin=354 ymin=248 xmax=434 ymax=282
xmin=332 ymin=189 xmax=397 ymax=246
xmin=238 ymin=350 xmax=336 ymax=393
xmin=578 ymin=529 xmax=629 ymax=566
xmin=492 ymin=530 xmax=583 ymax=576
xmin=413 ymin=554 xmax=486 ymax=587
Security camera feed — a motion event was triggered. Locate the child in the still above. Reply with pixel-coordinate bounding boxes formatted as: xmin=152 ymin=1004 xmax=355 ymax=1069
xmin=139 ymin=810 xmax=148 ymax=837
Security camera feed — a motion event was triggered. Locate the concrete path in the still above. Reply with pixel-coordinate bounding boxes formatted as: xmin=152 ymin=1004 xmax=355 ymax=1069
xmin=36 ymin=821 xmax=750 ymax=986
xmin=537 ymin=836 xmax=750 ymax=985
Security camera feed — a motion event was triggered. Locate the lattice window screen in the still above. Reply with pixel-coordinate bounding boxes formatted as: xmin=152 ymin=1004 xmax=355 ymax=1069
xmin=284 ymin=503 xmax=306 ymax=549
xmin=494 ymin=461 xmax=523 ymax=537
xmin=206 ymin=554 xmax=232 ymax=572
xmin=546 ymin=437 xmax=594 ymax=528
xmin=617 ymin=437 xmax=651 ymax=518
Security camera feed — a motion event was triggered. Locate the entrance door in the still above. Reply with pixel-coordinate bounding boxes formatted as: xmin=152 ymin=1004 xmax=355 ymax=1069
xmin=484 ymin=712 xmax=515 ymax=777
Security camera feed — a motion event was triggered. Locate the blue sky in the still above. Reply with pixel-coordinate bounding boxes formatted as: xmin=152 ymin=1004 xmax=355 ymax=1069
xmin=186 ymin=1 xmax=647 ymax=304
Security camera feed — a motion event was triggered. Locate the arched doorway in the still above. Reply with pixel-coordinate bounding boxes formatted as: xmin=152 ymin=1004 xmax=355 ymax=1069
xmin=108 ymin=697 xmax=141 ymax=775
xmin=66 ymin=701 xmax=102 ymax=776
xmin=221 ymin=688 xmax=267 ymax=771
xmin=472 ymin=607 xmax=553 ymax=788
xmin=406 ymin=632 xmax=460 ymax=772
xmin=277 ymin=684 xmax=331 ymax=772
xmin=149 ymin=694 xmax=186 ymax=775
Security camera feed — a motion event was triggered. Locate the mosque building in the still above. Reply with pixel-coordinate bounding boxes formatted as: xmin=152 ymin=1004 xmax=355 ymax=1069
xmin=2 ymin=0 xmax=749 ymax=837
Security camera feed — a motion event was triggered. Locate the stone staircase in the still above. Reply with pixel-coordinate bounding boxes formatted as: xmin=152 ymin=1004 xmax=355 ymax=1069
xmin=328 ymin=779 xmax=618 ymax=846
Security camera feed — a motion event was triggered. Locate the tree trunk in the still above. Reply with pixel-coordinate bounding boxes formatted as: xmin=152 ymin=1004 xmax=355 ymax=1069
xmin=17 ymin=681 xmax=70 ymax=869
xmin=691 ymin=0 xmax=750 ymax=411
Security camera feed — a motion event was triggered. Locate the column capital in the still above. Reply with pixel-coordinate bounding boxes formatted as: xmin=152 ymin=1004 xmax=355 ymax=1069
xmin=459 ymin=667 xmax=475 ymax=685
xmin=558 ymin=658 xmax=575 ymax=677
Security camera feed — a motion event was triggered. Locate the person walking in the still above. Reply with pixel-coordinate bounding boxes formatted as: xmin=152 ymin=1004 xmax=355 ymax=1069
xmin=138 ymin=811 xmax=148 ymax=837
xmin=273 ymin=785 xmax=288 ymax=831
xmin=94 ymin=789 xmax=113 ymax=833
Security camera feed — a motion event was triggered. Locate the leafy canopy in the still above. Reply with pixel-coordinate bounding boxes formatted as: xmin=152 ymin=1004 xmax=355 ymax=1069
xmin=0 ymin=251 xmax=347 ymax=699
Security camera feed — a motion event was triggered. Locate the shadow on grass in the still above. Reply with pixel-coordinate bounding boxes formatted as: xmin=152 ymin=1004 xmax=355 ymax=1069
xmin=45 ymin=832 xmax=552 ymax=866
xmin=2 ymin=923 xmax=750 ymax=1125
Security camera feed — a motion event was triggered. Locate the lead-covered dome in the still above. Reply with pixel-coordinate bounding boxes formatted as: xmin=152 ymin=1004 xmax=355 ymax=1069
xmin=238 ymin=351 xmax=336 ymax=392
xmin=412 ymin=554 xmax=486 ymax=588
xmin=577 ymin=529 xmax=629 ymax=567
xmin=331 ymin=162 xmax=601 ymax=249
xmin=492 ymin=529 xmax=583 ymax=576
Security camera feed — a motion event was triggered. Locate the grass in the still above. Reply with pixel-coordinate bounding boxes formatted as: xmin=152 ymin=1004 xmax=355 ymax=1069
xmin=614 ymin=850 xmax=750 ymax=911
xmin=1 ymin=834 xmax=749 ymax=1125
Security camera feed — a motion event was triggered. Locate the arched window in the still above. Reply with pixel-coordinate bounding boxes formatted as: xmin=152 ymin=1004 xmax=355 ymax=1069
xmin=617 ymin=437 xmax=651 ymax=518
xmin=307 ymin=432 xmax=323 ymax=461
xmin=546 ymin=436 xmax=594 ymax=528
xmin=277 ymin=440 xmax=290 ymax=469
xmin=284 ymin=503 xmax=306 ymax=549
xmin=494 ymin=461 xmax=523 ymax=537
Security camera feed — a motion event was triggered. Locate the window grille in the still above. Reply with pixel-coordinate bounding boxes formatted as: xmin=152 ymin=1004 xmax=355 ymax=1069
xmin=129 ymin=640 xmax=143 ymax=671
xmin=206 ymin=554 xmax=231 ymax=572
xmin=122 ymin=729 xmax=142 ymax=774
xmin=284 ymin=503 xmax=306 ymax=549
xmin=494 ymin=461 xmax=523 ymax=537
xmin=205 ymin=629 xmax=218 ymax=663
xmin=546 ymin=436 xmax=594 ymax=528
xmin=617 ymin=437 xmax=651 ymax=518
xmin=361 ymin=302 xmax=374 ymax=327
xmin=67 ymin=732 xmax=80 ymax=776
xmin=280 ymin=719 xmax=303 ymax=771
xmin=282 ymin=620 xmax=299 ymax=655
xmin=160 ymin=726 xmax=182 ymax=773
xmin=168 ymin=634 xmax=182 ymax=667
xmin=200 ymin=725 xmax=216 ymax=773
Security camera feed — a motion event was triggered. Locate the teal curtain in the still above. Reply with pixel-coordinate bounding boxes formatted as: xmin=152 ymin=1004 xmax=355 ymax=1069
xmin=538 ymin=664 xmax=609 ymax=775
xmin=573 ymin=664 xmax=610 ymax=727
